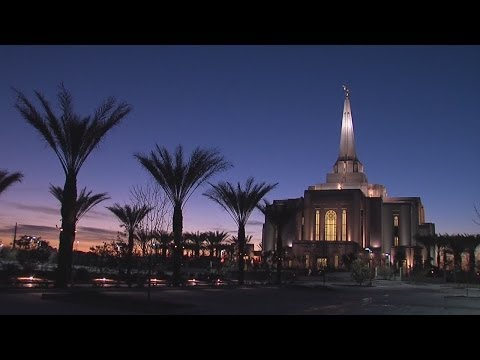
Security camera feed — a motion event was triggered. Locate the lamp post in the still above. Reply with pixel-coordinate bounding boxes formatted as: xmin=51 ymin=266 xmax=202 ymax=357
xmin=385 ymin=252 xmax=390 ymax=274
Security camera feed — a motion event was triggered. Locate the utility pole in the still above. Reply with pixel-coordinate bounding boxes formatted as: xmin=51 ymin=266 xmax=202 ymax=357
xmin=12 ymin=222 xmax=17 ymax=248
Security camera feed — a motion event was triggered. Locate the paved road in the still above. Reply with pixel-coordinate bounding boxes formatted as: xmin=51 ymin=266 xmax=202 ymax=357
xmin=2 ymin=281 xmax=480 ymax=315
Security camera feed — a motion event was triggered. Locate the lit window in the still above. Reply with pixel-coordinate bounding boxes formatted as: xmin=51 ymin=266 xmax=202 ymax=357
xmin=325 ymin=210 xmax=337 ymax=241
xmin=393 ymin=215 xmax=399 ymax=246
xmin=342 ymin=209 xmax=347 ymax=241
xmin=315 ymin=210 xmax=320 ymax=240
xmin=317 ymin=257 xmax=327 ymax=269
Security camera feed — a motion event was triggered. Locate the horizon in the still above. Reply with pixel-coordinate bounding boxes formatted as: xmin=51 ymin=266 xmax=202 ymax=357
xmin=1 ymin=45 xmax=480 ymax=251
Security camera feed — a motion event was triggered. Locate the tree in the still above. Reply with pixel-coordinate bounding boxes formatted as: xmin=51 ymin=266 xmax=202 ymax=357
xmin=257 ymin=199 xmax=300 ymax=285
xmin=204 ymin=177 xmax=277 ymax=285
xmin=15 ymin=85 xmax=131 ymax=287
xmin=155 ymin=230 xmax=173 ymax=258
xmin=351 ymin=258 xmax=373 ymax=286
xmin=135 ymin=145 xmax=231 ymax=286
xmin=50 ymin=185 xmax=109 ymax=225
xmin=107 ymin=204 xmax=152 ymax=287
xmin=130 ymin=182 xmax=171 ymax=256
xmin=0 ymin=169 xmax=23 ymax=196
xmin=184 ymin=231 xmax=206 ymax=258
xmin=341 ymin=253 xmax=357 ymax=271
xmin=50 ymin=185 xmax=109 ymax=282
xmin=205 ymin=231 xmax=229 ymax=258
xmin=415 ymin=234 xmax=438 ymax=267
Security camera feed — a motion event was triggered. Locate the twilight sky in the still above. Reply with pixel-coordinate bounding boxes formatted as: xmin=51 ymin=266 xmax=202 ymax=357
xmin=0 ymin=45 xmax=479 ymax=251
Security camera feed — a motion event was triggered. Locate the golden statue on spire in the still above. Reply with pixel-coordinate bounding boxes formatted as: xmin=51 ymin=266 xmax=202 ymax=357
xmin=342 ymin=84 xmax=350 ymax=98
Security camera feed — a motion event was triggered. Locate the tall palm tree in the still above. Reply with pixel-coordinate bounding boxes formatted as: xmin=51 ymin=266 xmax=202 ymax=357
xmin=204 ymin=177 xmax=277 ymax=285
xmin=15 ymin=85 xmax=131 ymax=287
xmin=107 ymin=204 xmax=152 ymax=287
xmin=135 ymin=145 xmax=230 ymax=286
xmin=50 ymin=185 xmax=109 ymax=283
xmin=258 ymin=199 xmax=300 ymax=284
xmin=0 ymin=169 xmax=24 ymax=196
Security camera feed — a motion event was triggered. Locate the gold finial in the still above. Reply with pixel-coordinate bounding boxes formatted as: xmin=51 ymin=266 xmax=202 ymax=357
xmin=342 ymin=84 xmax=350 ymax=98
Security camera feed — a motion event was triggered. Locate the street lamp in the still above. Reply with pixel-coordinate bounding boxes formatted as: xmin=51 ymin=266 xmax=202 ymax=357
xmin=364 ymin=247 xmax=373 ymax=267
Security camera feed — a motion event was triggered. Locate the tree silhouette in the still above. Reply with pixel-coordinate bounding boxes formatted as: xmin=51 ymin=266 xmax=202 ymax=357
xmin=0 ymin=169 xmax=23 ymax=196
xmin=135 ymin=145 xmax=230 ymax=286
xmin=204 ymin=177 xmax=277 ymax=285
xmin=257 ymin=199 xmax=300 ymax=284
xmin=15 ymin=84 xmax=131 ymax=287
xmin=50 ymin=185 xmax=109 ymax=225
xmin=184 ymin=231 xmax=206 ymax=258
xmin=107 ymin=204 xmax=152 ymax=287
xmin=205 ymin=231 xmax=229 ymax=258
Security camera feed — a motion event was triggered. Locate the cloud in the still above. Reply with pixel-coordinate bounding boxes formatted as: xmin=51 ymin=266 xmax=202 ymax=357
xmin=0 ymin=224 xmax=57 ymax=235
xmin=8 ymin=202 xmax=60 ymax=216
xmin=77 ymin=226 xmax=119 ymax=237
xmin=247 ymin=220 xmax=264 ymax=226
xmin=81 ymin=209 xmax=112 ymax=219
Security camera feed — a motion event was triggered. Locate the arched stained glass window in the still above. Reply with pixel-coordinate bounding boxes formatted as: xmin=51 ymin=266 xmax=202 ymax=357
xmin=325 ymin=210 xmax=337 ymax=241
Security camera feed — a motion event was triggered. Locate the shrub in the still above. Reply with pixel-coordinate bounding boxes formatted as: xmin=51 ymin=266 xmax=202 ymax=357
xmin=351 ymin=259 xmax=374 ymax=286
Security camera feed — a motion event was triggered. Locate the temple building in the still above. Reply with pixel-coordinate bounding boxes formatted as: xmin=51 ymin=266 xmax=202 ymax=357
xmin=261 ymin=86 xmax=435 ymax=271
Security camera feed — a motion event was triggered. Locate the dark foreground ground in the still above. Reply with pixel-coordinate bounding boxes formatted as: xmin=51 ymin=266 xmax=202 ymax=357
xmin=2 ymin=278 xmax=480 ymax=315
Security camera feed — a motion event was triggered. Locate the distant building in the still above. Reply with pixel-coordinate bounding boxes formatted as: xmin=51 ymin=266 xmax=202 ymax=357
xmin=262 ymin=87 xmax=435 ymax=271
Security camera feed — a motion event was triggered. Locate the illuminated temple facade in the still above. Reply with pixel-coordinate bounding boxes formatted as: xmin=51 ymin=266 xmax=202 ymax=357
xmin=261 ymin=87 xmax=435 ymax=270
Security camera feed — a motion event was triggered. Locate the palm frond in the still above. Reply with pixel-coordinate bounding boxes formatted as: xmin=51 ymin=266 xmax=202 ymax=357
xmin=49 ymin=184 xmax=109 ymax=223
xmin=204 ymin=177 xmax=278 ymax=227
xmin=0 ymin=170 xmax=24 ymax=195
xmin=135 ymin=144 xmax=231 ymax=208
xmin=14 ymin=86 xmax=132 ymax=177
xmin=257 ymin=199 xmax=300 ymax=227
xmin=107 ymin=203 xmax=153 ymax=232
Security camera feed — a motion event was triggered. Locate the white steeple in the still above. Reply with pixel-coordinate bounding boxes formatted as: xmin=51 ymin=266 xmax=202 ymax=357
xmin=338 ymin=85 xmax=358 ymax=161
xmin=326 ymin=85 xmax=367 ymax=184
xmin=310 ymin=86 xmax=387 ymax=198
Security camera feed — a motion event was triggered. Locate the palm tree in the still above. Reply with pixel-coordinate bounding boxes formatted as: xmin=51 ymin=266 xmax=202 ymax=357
xmin=50 ymin=185 xmax=109 ymax=283
xmin=0 ymin=169 xmax=24 ymax=196
xmin=257 ymin=199 xmax=300 ymax=284
xmin=184 ymin=231 xmax=206 ymax=258
xmin=204 ymin=177 xmax=277 ymax=285
xmin=205 ymin=231 xmax=229 ymax=257
xmin=155 ymin=230 xmax=173 ymax=258
xmin=15 ymin=85 xmax=131 ymax=287
xmin=415 ymin=234 xmax=438 ymax=267
xmin=135 ymin=145 xmax=230 ymax=286
xmin=135 ymin=228 xmax=154 ymax=257
xmin=107 ymin=204 xmax=152 ymax=287
xmin=50 ymin=185 xmax=109 ymax=225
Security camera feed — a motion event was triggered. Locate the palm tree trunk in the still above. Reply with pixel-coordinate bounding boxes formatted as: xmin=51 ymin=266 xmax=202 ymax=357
xmin=276 ymin=225 xmax=283 ymax=285
xmin=56 ymin=173 xmax=77 ymax=288
xmin=173 ymin=204 xmax=183 ymax=286
xmin=127 ymin=229 xmax=134 ymax=288
xmin=238 ymin=225 xmax=245 ymax=285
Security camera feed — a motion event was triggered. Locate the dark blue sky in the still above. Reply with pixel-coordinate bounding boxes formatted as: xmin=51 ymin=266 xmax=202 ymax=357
xmin=0 ymin=45 xmax=479 ymax=250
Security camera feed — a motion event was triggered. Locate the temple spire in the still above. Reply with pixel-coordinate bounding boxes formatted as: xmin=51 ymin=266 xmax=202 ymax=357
xmin=338 ymin=85 xmax=357 ymax=161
